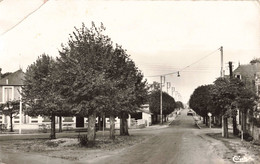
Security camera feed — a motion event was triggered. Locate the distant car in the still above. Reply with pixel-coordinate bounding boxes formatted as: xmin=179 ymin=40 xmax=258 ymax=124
xmin=187 ymin=111 xmax=194 ymax=116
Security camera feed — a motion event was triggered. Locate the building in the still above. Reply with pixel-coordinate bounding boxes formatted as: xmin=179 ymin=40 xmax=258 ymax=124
xmin=233 ymin=63 xmax=260 ymax=140
xmin=0 ymin=70 xmax=151 ymax=131
xmin=0 ymin=70 xmax=24 ymax=128
xmin=129 ymin=104 xmax=152 ymax=128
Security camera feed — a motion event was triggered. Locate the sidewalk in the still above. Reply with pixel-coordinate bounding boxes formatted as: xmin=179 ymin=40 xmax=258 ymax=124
xmin=193 ymin=116 xmax=260 ymax=163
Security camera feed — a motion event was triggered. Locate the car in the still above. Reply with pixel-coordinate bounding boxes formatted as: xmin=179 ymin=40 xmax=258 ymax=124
xmin=187 ymin=111 xmax=194 ymax=116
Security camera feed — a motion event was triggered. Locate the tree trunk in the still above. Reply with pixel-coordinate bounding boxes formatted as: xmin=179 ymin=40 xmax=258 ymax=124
xmin=87 ymin=112 xmax=96 ymax=146
xmin=203 ymin=117 xmax=206 ymax=124
xmin=59 ymin=116 xmax=62 ymax=133
xmin=224 ymin=117 xmax=229 ymax=138
xmin=120 ymin=112 xmax=129 ymax=136
xmin=98 ymin=116 xmax=102 ymax=131
xmin=242 ymin=112 xmax=247 ymax=133
xmin=110 ymin=115 xmax=115 ymax=140
xmin=50 ymin=114 xmax=56 ymax=139
xmin=10 ymin=114 xmax=13 ymax=132
xmin=123 ymin=113 xmax=129 ymax=135
xmin=232 ymin=115 xmax=238 ymax=136
xmin=205 ymin=116 xmax=208 ymax=127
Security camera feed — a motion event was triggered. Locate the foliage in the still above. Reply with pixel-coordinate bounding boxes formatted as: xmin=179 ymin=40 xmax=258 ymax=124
xmin=56 ymin=22 xmax=148 ymax=139
xmin=56 ymin=22 xmax=148 ymax=116
xmin=149 ymin=81 xmax=160 ymax=91
xmin=0 ymin=100 xmax=21 ymax=117
xmin=149 ymin=90 xmax=175 ymax=115
xmin=22 ymin=54 xmax=70 ymax=117
xmin=211 ymin=78 xmax=243 ymax=118
xmin=250 ymin=58 xmax=260 ymax=65
xmin=189 ymin=85 xmax=215 ymax=117
xmin=78 ymin=134 xmax=89 ymax=147
xmin=175 ymin=101 xmax=184 ymax=109
xmin=0 ymin=100 xmax=24 ymax=132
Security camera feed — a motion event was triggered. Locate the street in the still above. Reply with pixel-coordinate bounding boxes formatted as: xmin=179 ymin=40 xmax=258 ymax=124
xmin=83 ymin=109 xmax=228 ymax=164
xmin=0 ymin=109 xmax=232 ymax=164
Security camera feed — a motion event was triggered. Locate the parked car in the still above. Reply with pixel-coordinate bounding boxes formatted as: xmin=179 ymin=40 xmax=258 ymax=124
xmin=187 ymin=111 xmax=194 ymax=116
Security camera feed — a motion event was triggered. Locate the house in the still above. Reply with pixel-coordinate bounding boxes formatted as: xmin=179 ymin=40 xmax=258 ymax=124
xmin=0 ymin=69 xmax=151 ymax=131
xmin=233 ymin=63 xmax=260 ymax=140
xmin=129 ymin=104 xmax=152 ymax=128
xmin=0 ymin=69 xmax=24 ymax=127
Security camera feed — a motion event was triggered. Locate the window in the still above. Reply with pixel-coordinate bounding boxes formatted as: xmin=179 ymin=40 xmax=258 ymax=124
xmin=63 ymin=117 xmax=73 ymax=122
xmin=14 ymin=121 xmax=19 ymax=123
xmin=42 ymin=117 xmax=51 ymax=122
xmin=4 ymin=87 xmax=12 ymax=102
xmin=236 ymin=75 xmax=241 ymax=79
xmin=31 ymin=120 xmax=38 ymax=123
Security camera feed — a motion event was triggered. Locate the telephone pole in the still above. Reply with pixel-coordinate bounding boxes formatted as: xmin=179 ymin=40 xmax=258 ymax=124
xmin=228 ymin=61 xmax=233 ymax=78
xmin=160 ymin=76 xmax=165 ymax=124
xmin=220 ymin=46 xmax=224 ymax=77
xmin=220 ymin=46 xmax=224 ymax=137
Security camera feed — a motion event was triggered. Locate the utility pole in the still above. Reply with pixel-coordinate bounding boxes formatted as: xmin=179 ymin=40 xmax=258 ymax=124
xmin=228 ymin=61 xmax=233 ymax=79
xmin=160 ymin=76 xmax=165 ymax=124
xmin=220 ymin=46 xmax=224 ymax=137
xmin=19 ymin=87 xmax=22 ymax=134
xmin=166 ymin=82 xmax=171 ymax=94
xmin=220 ymin=46 xmax=224 ymax=77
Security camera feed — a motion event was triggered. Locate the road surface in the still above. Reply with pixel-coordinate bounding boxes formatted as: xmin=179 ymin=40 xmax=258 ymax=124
xmin=0 ymin=109 xmax=230 ymax=164
xmin=85 ymin=109 xmax=228 ymax=164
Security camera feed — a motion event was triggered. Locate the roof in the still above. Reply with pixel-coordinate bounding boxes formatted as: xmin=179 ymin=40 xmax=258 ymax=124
xmin=0 ymin=69 xmax=25 ymax=86
xmin=139 ymin=104 xmax=153 ymax=115
xmin=233 ymin=63 xmax=260 ymax=80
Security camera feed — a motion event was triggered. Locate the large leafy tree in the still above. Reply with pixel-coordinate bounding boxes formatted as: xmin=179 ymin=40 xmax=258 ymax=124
xmin=236 ymin=85 xmax=257 ymax=133
xmin=56 ymin=22 xmax=148 ymax=142
xmin=22 ymin=54 xmax=70 ymax=139
xmin=149 ymin=90 xmax=175 ymax=123
xmin=189 ymin=85 xmax=215 ymax=126
xmin=211 ymin=77 xmax=243 ymax=138
xmin=175 ymin=101 xmax=184 ymax=109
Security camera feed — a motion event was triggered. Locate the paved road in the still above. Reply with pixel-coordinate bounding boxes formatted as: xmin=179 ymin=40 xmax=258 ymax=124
xmin=87 ymin=109 xmax=227 ymax=164
xmin=0 ymin=109 xmax=229 ymax=164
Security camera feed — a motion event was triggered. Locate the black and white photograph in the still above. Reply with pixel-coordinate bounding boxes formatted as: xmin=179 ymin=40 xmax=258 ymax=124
xmin=0 ymin=0 xmax=260 ymax=163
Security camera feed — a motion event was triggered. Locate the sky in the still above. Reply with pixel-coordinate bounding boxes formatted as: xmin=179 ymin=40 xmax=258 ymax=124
xmin=0 ymin=0 xmax=260 ymax=103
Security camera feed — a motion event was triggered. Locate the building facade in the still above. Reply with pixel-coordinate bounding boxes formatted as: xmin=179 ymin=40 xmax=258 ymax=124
xmin=233 ymin=63 xmax=260 ymax=140
xmin=0 ymin=70 xmax=152 ymax=131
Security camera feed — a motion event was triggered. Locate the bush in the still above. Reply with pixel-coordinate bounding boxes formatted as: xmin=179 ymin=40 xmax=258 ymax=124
xmin=238 ymin=132 xmax=253 ymax=141
xmin=78 ymin=134 xmax=89 ymax=147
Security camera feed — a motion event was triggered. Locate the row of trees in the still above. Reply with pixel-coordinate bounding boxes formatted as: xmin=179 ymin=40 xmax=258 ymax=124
xmin=189 ymin=77 xmax=257 ymax=138
xmin=21 ymin=23 xmax=148 ymax=144
xmin=148 ymin=90 xmax=176 ymax=123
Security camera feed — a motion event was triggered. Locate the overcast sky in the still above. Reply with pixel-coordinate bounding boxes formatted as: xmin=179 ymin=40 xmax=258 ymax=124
xmin=0 ymin=0 xmax=259 ymax=103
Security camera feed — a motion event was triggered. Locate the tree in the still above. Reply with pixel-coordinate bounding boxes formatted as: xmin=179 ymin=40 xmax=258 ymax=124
xmin=211 ymin=78 xmax=242 ymax=138
xmin=56 ymin=22 xmax=148 ymax=142
xmin=250 ymin=58 xmax=260 ymax=65
xmin=175 ymin=101 xmax=184 ymax=109
xmin=0 ymin=100 xmax=22 ymax=132
xmin=237 ymin=85 xmax=257 ymax=133
xmin=22 ymin=54 xmax=69 ymax=139
xmin=189 ymin=85 xmax=215 ymax=126
xmin=149 ymin=90 xmax=175 ymax=123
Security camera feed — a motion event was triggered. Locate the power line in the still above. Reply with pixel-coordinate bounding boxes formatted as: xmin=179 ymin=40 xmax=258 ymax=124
xmin=145 ymin=48 xmax=220 ymax=77
xmin=0 ymin=0 xmax=48 ymax=37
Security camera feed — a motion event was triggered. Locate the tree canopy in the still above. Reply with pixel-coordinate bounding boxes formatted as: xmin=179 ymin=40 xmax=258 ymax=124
xmin=149 ymin=90 xmax=176 ymax=115
xmin=189 ymin=84 xmax=215 ymax=117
